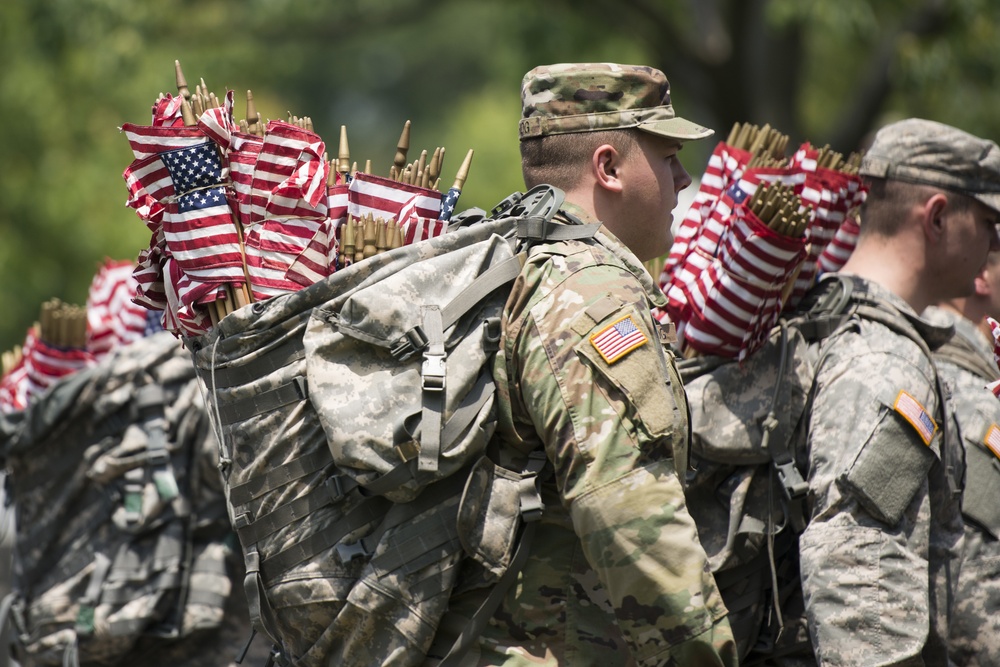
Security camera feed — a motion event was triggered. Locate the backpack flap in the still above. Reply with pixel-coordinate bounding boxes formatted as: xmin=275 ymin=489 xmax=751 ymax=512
xmin=680 ymin=324 xmax=814 ymax=466
xmin=303 ymin=232 xmax=519 ymax=503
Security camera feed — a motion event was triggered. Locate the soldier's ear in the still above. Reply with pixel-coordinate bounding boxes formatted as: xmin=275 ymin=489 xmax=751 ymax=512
xmin=974 ymin=267 xmax=991 ymax=297
xmin=922 ymin=193 xmax=949 ymax=242
xmin=593 ymin=144 xmax=623 ymax=194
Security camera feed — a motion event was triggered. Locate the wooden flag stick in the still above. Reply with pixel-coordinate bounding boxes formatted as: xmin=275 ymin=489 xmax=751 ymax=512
xmin=393 ymin=120 xmax=411 ymax=180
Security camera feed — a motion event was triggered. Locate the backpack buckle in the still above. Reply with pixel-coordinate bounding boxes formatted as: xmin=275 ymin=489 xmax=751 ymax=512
xmin=336 ymin=539 xmax=372 ymax=563
xmin=390 ymin=326 xmax=428 ymax=361
xmin=421 ymin=354 xmax=446 ymax=392
xmin=775 ymin=461 xmax=808 ymax=500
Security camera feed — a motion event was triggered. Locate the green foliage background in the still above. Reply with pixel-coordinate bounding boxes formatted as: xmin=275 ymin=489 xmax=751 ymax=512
xmin=2 ymin=0 xmax=1000 ymax=353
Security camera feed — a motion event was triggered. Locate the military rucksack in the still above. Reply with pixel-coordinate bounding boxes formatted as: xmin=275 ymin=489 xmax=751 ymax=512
xmin=185 ymin=185 xmax=600 ymax=667
xmin=677 ymin=275 xmax=958 ymax=661
xmin=0 ymin=332 xmax=233 ymax=667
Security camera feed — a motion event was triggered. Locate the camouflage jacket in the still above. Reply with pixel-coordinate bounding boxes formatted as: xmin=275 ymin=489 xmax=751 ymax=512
xmin=788 ymin=277 xmax=965 ymax=666
xmin=925 ymin=306 xmax=1000 ymax=667
xmin=452 ymin=202 xmax=736 ymax=666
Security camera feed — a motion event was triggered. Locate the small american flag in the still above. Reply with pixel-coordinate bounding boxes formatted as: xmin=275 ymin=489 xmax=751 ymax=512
xmin=894 ymin=390 xmax=936 ymax=445
xmin=86 ymin=259 xmax=148 ymax=359
xmin=590 ymin=315 xmax=648 ymax=364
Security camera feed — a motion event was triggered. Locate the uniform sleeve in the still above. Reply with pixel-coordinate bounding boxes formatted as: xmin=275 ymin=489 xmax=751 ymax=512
xmin=510 ymin=264 xmax=736 ymax=666
xmin=798 ymin=339 xmax=940 ymax=666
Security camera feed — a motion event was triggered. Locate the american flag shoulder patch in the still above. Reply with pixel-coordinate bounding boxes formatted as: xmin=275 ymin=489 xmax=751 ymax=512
xmin=590 ymin=314 xmax=648 ymax=364
xmin=984 ymin=423 xmax=1000 ymax=461
xmin=893 ymin=390 xmax=937 ymax=446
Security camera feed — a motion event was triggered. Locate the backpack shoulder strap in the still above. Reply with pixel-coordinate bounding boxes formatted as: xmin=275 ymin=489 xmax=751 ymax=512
xmin=766 ymin=274 xmax=859 ymax=532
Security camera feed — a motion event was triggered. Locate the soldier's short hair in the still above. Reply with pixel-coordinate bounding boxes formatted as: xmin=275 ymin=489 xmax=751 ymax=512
xmin=520 ymin=129 xmax=639 ymax=189
xmin=860 ymin=176 xmax=974 ymax=237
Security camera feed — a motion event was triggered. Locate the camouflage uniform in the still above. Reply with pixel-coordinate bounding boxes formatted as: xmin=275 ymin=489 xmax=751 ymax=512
xmin=925 ymin=306 xmax=1000 ymax=667
xmin=455 ymin=202 xmax=735 ymax=667
xmin=681 ymin=118 xmax=1000 ymax=666
xmin=447 ymin=63 xmax=735 ymax=666
xmin=783 ymin=278 xmax=965 ymax=666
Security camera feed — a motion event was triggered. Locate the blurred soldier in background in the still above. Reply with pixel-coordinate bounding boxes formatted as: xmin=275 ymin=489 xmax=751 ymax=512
xmin=925 ymin=251 xmax=1000 ymax=667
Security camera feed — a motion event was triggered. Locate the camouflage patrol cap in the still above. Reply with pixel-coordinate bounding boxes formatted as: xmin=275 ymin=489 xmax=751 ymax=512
xmin=860 ymin=118 xmax=1000 ymax=213
xmin=519 ymin=63 xmax=713 ymax=142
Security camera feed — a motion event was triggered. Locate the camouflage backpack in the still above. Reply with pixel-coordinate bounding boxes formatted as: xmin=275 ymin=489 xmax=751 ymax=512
xmin=185 ymin=185 xmax=599 ymax=667
xmin=0 ymin=332 xmax=235 ymax=667
xmin=676 ymin=275 xmax=957 ymax=660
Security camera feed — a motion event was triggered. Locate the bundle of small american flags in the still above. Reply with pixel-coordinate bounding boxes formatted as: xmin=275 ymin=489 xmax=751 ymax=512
xmin=120 ymin=62 xmax=473 ymax=337
xmin=659 ymin=122 xmax=866 ymax=361
xmin=0 ymin=260 xmax=159 ymax=414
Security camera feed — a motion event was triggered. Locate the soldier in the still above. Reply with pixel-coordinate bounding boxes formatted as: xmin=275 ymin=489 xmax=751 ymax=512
xmin=924 ymin=251 xmax=1000 ymax=667
xmin=443 ymin=63 xmax=737 ymax=666
xmin=689 ymin=119 xmax=1000 ymax=666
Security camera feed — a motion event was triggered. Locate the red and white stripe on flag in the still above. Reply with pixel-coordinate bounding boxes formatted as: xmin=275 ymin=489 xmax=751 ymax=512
xmin=197 ymin=90 xmax=236 ymax=150
xmin=163 ymin=258 xmax=215 ymax=336
xmin=984 ymin=424 xmax=1000 ymax=459
xmin=285 ymin=223 xmax=337 ymax=288
xmin=663 ymin=142 xmax=748 ymax=285
xmin=817 ymin=215 xmax=861 ymax=275
xmin=284 ymin=183 xmax=351 ymax=288
xmin=123 ymin=154 xmax=173 ymax=232
xmin=348 ymin=173 xmax=442 ymax=222
xmin=23 ymin=338 xmax=94 ymax=404
xmin=243 ymin=123 xmax=331 ymax=298
xmin=121 ymin=122 xmax=206 ymax=160
xmin=228 ymin=133 xmax=264 ymax=227
xmin=681 ymin=205 xmax=806 ymax=360
xmin=663 ymin=143 xmax=753 ymax=326
xmin=986 ymin=317 xmax=1000 ymax=398
xmin=248 ymin=121 xmax=327 ymax=226
xmin=86 ymin=259 xmax=148 ymax=359
xmin=0 ymin=362 xmax=28 ymax=414
xmin=244 ymin=218 xmax=325 ymax=300
xmin=151 ymin=94 xmax=185 ymax=128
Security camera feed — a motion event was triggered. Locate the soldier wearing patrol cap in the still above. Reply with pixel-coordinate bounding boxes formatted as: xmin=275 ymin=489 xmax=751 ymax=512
xmin=439 ymin=63 xmax=738 ymax=666
xmin=784 ymin=118 xmax=1000 ymax=665
xmin=773 ymin=118 xmax=1000 ymax=665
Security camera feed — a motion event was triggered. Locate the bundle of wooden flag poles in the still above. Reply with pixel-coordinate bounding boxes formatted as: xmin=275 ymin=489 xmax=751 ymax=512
xmin=121 ymin=61 xmax=476 ymax=337
xmin=658 ymin=122 xmax=866 ymax=361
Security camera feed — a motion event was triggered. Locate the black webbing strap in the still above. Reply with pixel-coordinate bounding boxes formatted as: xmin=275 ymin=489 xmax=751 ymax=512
xmin=236 ymin=474 xmax=359 ymax=545
xmin=208 ymin=338 xmax=306 ymax=389
xmin=228 ymin=449 xmax=336 ymax=507
xmin=216 ymin=377 xmax=308 ymax=425
xmin=336 ymin=474 xmax=468 ymax=566
xmin=259 ymin=496 xmax=390 ymax=581
xmin=516 ymin=219 xmax=602 ymax=242
xmin=761 ymin=321 xmax=809 ymax=533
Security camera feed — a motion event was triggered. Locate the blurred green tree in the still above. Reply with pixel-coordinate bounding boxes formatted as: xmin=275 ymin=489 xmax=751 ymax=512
xmin=1 ymin=0 xmax=999 ymax=354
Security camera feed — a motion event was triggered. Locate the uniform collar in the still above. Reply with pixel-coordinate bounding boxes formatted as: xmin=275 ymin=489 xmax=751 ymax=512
xmin=923 ymin=305 xmax=994 ymax=359
xmin=828 ymin=273 xmax=956 ymax=351
xmin=557 ymin=201 xmax=668 ymax=308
